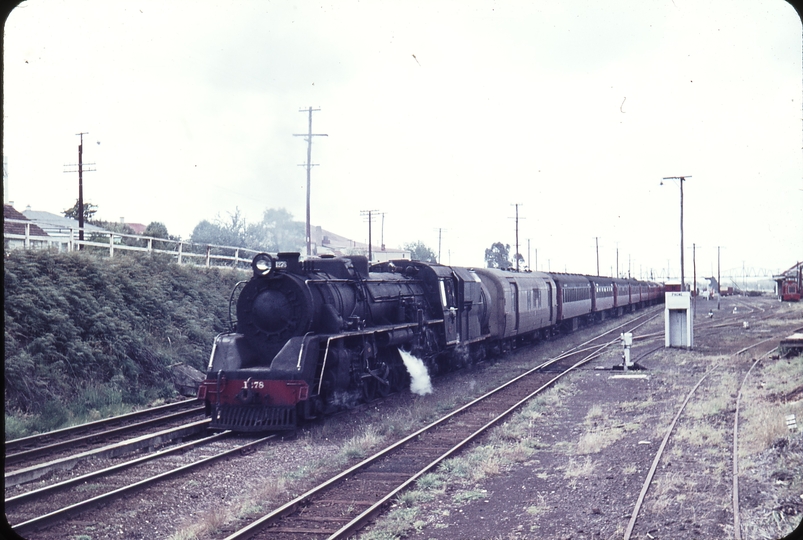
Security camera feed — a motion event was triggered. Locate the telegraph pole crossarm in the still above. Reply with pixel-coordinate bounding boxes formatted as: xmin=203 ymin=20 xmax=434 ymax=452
xmin=294 ymin=107 xmax=328 ymax=257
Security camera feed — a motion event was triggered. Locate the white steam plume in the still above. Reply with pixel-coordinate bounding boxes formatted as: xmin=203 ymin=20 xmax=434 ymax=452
xmin=398 ymin=348 xmax=433 ymax=396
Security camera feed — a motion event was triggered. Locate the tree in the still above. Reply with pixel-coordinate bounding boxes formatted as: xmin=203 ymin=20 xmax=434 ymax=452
xmin=142 ymin=221 xmax=179 ymax=251
xmin=190 ymin=208 xmax=247 ymax=247
xmin=190 ymin=219 xmax=239 ymax=247
xmin=246 ymin=208 xmax=305 ymax=252
xmin=189 ymin=207 xmax=305 ymax=252
xmin=404 ymin=241 xmax=438 ymax=263
xmin=91 ymin=221 xmax=139 ymax=248
xmin=484 ymin=242 xmax=512 ymax=269
xmin=63 ymin=200 xmax=98 ymax=223
xmin=143 ymin=222 xmax=170 ymax=239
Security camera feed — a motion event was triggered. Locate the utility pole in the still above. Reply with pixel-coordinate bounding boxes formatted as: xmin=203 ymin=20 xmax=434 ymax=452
xmin=693 ymin=243 xmax=697 ymax=314
xmin=360 ymin=210 xmax=379 ymax=261
xmin=616 ymin=243 xmax=619 ymax=278
xmin=595 ymin=236 xmax=600 ymax=276
xmin=511 ymin=203 xmax=523 ymax=271
xmin=527 ymin=239 xmax=531 ymax=271
xmin=435 ymin=228 xmax=447 ymax=264
xmin=294 ymin=107 xmax=328 ymax=257
xmin=63 ymin=132 xmax=96 ymax=248
xmin=380 ymin=212 xmax=386 ymax=251
xmin=717 ymin=246 xmax=722 ymax=310
xmin=662 ymin=176 xmax=691 ymax=291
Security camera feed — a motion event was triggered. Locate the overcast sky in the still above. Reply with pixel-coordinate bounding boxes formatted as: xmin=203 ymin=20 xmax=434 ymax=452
xmin=4 ymin=0 xmax=802 ymax=280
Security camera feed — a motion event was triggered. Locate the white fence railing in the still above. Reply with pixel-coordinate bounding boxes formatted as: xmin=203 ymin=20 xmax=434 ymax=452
xmin=3 ymin=218 xmax=263 ymax=269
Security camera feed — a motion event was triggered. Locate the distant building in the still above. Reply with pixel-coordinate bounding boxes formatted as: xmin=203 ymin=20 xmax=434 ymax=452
xmin=311 ymin=225 xmax=410 ymax=262
xmin=125 ymin=222 xmax=147 ymax=235
xmin=4 ymin=204 xmax=50 ymax=250
xmin=22 ymin=208 xmax=110 ymax=244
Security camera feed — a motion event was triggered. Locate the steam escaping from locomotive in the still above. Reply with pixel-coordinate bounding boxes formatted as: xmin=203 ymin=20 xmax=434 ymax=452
xmin=398 ymin=349 xmax=433 ymax=396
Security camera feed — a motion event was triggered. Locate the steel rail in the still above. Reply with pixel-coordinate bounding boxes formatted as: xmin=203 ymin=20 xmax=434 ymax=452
xmin=536 ymin=311 xmax=661 ymax=372
xmin=11 ymin=433 xmax=276 ymax=536
xmin=223 ymin=337 xmax=619 ymax=540
xmin=5 ymin=431 xmax=230 ymax=507
xmin=732 ymin=346 xmax=778 ymax=540
xmin=329 ymin=349 xmax=607 ymax=539
xmin=561 ymin=308 xmax=661 ymax=354
xmin=5 ymin=405 xmax=206 ymax=466
xmin=623 ymin=337 xmax=778 ymax=540
xmin=5 ymin=419 xmax=211 ymax=488
xmin=4 ymin=398 xmax=202 ymax=453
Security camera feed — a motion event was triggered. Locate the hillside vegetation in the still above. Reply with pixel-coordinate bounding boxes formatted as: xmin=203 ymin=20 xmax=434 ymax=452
xmin=4 ymin=249 xmax=246 ymax=439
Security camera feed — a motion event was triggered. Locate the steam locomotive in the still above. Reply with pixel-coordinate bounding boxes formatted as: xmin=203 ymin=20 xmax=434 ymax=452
xmin=198 ymin=252 xmax=663 ymax=431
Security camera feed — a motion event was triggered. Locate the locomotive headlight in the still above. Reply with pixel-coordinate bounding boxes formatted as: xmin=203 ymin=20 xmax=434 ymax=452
xmin=252 ymin=253 xmax=275 ymax=277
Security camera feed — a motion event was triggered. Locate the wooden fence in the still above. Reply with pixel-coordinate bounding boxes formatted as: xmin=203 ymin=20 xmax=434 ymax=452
xmin=3 ymin=218 xmax=262 ymax=269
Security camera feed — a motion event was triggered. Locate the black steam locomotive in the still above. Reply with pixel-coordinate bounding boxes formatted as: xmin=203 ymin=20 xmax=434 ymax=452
xmin=198 ymin=252 xmax=663 ymax=431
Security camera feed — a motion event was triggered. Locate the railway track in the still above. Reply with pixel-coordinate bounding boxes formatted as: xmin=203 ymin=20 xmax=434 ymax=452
xmin=12 ymin=297 xmax=793 ymax=539
xmin=4 ymin=398 xmax=206 ymax=471
xmin=219 ymin=311 xmax=661 ymax=539
xmin=623 ymin=337 xmax=782 ymax=540
xmin=7 ymin=431 xmax=276 ymax=537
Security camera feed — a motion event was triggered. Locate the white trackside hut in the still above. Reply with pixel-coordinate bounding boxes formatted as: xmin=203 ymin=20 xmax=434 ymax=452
xmin=665 ymin=291 xmax=693 ymax=348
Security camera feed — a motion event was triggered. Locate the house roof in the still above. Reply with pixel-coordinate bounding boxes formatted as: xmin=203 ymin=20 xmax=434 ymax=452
xmin=4 ymin=205 xmax=49 ymax=237
xmin=126 ymin=223 xmax=147 ymax=234
xmin=22 ymin=209 xmax=110 ymax=236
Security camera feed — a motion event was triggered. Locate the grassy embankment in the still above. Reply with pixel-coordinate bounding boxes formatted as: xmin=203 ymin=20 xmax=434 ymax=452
xmin=4 ymin=249 xmax=245 ymax=440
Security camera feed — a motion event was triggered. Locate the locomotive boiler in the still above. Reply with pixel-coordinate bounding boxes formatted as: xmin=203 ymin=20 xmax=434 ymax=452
xmin=198 ymin=252 xmax=490 ymax=431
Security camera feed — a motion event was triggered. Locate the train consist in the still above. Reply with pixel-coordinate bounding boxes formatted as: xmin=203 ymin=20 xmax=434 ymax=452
xmin=198 ymin=252 xmax=664 ymax=431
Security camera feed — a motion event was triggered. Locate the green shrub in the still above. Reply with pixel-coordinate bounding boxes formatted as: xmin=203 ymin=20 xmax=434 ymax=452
xmin=4 ymin=250 xmax=245 ymax=439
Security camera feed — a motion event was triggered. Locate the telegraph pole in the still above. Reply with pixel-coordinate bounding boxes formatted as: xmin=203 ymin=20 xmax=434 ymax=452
xmin=380 ymin=212 xmax=386 ymax=251
xmin=63 ymin=132 xmax=96 ymax=247
xmin=717 ymin=246 xmax=722 ymax=310
xmin=662 ymin=176 xmax=691 ymax=291
xmin=511 ymin=203 xmax=523 ymax=271
xmin=595 ymin=236 xmax=600 ymax=276
xmin=294 ymin=107 xmax=328 ymax=256
xmin=692 ymin=243 xmax=697 ymax=296
xmin=434 ymin=228 xmax=448 ymax=264
xmin=360 ymin=210 xmax=379 ymax=261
